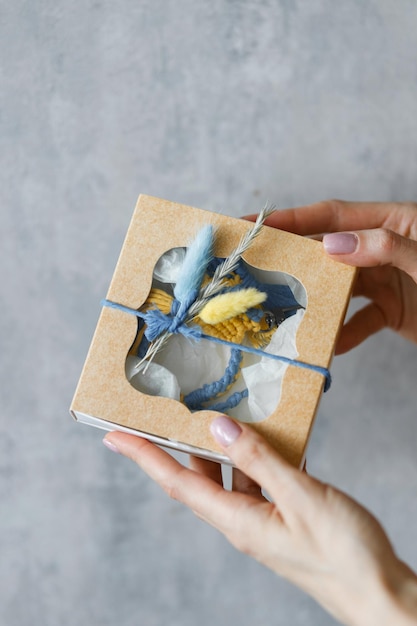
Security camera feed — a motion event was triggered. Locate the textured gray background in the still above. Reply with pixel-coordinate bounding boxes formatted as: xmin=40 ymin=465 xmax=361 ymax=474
xmin=1 ymin=2 xmax=417 ymax=625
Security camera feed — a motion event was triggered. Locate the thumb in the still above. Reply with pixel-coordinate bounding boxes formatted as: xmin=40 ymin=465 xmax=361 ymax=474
xmin=323 ymin=229 xmax=417 ymax=282
xmin=210 ymin=416 xmax=305 ymax=506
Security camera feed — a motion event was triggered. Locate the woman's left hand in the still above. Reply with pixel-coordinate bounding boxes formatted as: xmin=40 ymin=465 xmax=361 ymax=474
xmin=103 ymin=417 xmax=417 ymax=626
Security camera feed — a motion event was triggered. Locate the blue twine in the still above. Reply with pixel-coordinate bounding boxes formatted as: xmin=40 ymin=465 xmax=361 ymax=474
xmin=101 ymin=298 xmax=331 ymax=391
xmin=183 ymin=348 xmax=243 ymax=411
xmin=209 ymin=388 xmax=249 ymax=412
xmin=200 ymin=333 xmax=331 ymax=392
xmin=102 ymin=299 xmax=202 ymax=342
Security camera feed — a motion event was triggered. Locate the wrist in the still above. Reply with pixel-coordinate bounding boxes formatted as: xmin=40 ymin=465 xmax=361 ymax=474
xmin=359 ymin=559 xmax=417 ymax=626
xmin=381 ymin=561 xmax=417 ymax=625
xmin=323 ymin=557 xmax=417 ymax=626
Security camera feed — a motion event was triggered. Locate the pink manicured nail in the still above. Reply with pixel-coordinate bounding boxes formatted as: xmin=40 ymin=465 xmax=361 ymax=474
xmin=103 ymin=437 xmax=119 ymax=453
xmin=210 ymin=416 xmax=242 ymax=447
xmin=323 ymin=232 xmax=359 ymax=254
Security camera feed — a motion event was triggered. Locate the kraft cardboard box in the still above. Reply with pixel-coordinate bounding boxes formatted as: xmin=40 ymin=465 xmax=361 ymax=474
xmin=70 ymin=194 xmax=356 ymax=467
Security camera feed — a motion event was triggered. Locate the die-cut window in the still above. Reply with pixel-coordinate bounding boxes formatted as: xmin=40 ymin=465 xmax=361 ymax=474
xmin=126 ymin=247 xmax=307 ymax=423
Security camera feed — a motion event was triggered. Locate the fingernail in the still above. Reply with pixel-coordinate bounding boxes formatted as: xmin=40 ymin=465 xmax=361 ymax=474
xmin=103 ymin=437 xmax=120 ymax=453
xmin=210 ymin=416 xmax=242 ymax=447
xmin=323 ymin=232 xmax=359 ymax=254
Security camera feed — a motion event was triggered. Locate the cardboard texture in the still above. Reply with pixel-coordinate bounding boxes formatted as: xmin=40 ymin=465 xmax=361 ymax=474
xmin=71 ymin=195 xmax=357 ymax=467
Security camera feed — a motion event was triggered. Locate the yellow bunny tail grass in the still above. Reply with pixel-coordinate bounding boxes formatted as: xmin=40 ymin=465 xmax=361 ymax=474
xmin=199 ymin=288 xmax=267 ymax=325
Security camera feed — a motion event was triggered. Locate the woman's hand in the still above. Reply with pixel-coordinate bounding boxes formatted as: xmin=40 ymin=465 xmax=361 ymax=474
xmin=103 ymin=418 xmax=417 ymax=626
xmin=246 ymin=200 xmax=417 ymax=353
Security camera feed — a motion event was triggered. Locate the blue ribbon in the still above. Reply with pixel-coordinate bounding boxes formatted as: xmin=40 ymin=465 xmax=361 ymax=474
xmin=101 ymin=298 xmax=331 ymax=391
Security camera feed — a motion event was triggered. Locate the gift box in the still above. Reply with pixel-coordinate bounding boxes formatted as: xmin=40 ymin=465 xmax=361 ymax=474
xmin=70 ymin=194 xmax=356 ymax=467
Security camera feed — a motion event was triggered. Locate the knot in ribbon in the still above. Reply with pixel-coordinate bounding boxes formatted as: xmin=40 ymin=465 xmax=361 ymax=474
xmin=143 ymin=298 xmax=202 ymax=342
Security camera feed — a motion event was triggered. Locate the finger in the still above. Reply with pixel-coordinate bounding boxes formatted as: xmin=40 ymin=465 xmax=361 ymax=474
xmin=104 ymin=432 xmax=222 ymax=506
xmin=189 ymin=455 xmax=223 ymax=485
xmin=103 ymin=432 xmax=261 ymax=533
xmin=323 ymin=228 xmax=417 ymax=282
xmin=210 ymin=417 xmax=306 ymax=513
xmin=232 ymin=468 xmax=263 ymax=498
xmin=244 ymin=200 xmax=405 ymax=237
xmin=352 ymin=266 xmax=399 ymax=304
xmin=335 ymin=303 xmax=386 ymax=354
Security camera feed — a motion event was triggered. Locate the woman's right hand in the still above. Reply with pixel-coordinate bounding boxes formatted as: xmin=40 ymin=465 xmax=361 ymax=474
xmin=246 ymin=200 xmax=417 ymax=353
xmin=104 ymin=416 xmax=417 ymax=626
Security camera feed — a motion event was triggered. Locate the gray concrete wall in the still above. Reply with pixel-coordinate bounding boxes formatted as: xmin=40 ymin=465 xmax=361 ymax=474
xmin=1 ymin=2 xmax=416 ymax=625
